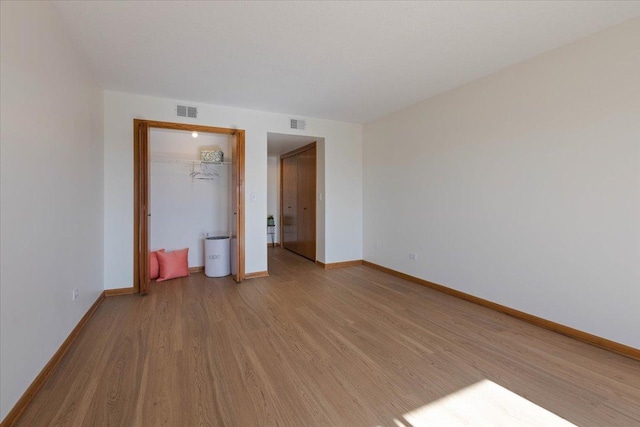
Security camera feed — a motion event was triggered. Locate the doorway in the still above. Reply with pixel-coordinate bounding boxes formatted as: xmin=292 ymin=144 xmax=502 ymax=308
xmin=134 ymin=120 xmax=245 ymax=294
xmin=266 ymin=133 xmax=324 ymax=267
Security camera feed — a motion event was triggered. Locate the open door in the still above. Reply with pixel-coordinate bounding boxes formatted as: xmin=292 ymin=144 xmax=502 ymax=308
xmin=134 ymin=120 xmax=150 ymax=294
xmin=231 ymin=130 xmax=245 ymax=282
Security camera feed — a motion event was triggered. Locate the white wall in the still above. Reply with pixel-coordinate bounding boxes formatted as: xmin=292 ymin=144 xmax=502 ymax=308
xmin=150 ymin=129 xmax=231 ymax=267
xmin=104 ymin=91 xmax=362 ymax=288
xmin=0 ymin=2 xmax=104 ymax=419
xmin=267 ymin=156 xmax=280 ymax=244
xmin=363 ymin=19 xmax=640 ymax=349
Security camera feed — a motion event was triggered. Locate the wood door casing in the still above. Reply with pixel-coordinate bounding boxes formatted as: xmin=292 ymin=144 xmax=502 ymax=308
xmin=133 ymin=120 xmax=245 ymax=294
xmin=231 ymin=130 xmax=245 ymax=282
xmin=137 ymin=121 xmax=150 ymax=294
xmin=280 ymin=142 xmax=316 ymax=261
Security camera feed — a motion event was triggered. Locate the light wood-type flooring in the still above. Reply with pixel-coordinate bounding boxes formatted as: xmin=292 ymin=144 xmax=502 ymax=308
xmin=15 ymin=248 xmax=640 ymax=426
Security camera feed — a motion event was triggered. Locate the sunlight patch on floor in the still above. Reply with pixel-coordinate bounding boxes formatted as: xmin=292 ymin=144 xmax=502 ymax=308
xmin=399 ymin=380 xmax=576 ymax=426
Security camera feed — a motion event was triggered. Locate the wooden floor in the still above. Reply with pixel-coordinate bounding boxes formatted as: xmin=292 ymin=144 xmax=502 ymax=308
xmin=16 ymin=248 xmax=640 ymax=426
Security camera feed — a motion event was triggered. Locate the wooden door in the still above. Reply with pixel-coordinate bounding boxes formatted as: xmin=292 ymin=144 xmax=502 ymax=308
xmin=136 ymin=120 xmax=150 ymax=294
xmin=231 ymin=130 xmax=245 ymax=282
xmin=280 ymin=142 xmax=316 ymax=261
xmin=281 ymin=155 xmax=298 ymax=252
xmin=297 ymin=146 xmax=316 ymax=260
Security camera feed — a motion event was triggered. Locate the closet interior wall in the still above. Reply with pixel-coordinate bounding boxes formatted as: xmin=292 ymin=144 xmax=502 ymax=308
xmin=149 ymin=128 xmax=232 ymax=268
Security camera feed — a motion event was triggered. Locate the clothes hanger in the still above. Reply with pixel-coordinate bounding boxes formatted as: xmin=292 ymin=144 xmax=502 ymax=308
xmin=189 ymin=161 xmax=219 ymax=181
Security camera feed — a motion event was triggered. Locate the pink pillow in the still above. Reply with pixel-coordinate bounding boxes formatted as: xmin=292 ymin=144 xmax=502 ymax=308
xmin=149 ymin=249 xmax=165 ymax=280
xmin=156 ymin=248 xmax=190 ymax=282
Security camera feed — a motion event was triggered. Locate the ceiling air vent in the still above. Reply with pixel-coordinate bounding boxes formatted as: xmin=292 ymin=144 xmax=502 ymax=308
xmin=290 ymin=118 xmax=306 ymax=130
xmin=177 ymin=104 xmax=198 ymax=118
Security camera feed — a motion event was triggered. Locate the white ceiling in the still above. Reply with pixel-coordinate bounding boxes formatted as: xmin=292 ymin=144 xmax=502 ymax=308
xmin=267 ymin=133 xmax=320 ymax=157
xmin=53 ymin=1 xmax=640 ymax=123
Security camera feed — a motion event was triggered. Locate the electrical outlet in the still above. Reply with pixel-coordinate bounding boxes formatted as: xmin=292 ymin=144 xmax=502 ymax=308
xmin=72 ymin=288 xmax=79 ymax=300
xmin=409 ymin=252 xmax=418 ymax=261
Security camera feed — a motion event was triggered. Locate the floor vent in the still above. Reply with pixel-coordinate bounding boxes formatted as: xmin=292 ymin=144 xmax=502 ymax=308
xmin=290 ymin=118 xmax=306 ymax=130
xmin=177 ymin=105 xmax=198 ymax=118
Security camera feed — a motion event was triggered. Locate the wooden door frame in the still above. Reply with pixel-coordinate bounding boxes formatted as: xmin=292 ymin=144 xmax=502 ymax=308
xmin=133 ymin=119 xmax=245 ymax=294
xmin=279 ymin=141 xmax=317 ymax=260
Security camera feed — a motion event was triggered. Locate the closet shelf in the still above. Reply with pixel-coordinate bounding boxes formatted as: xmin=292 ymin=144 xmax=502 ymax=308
xmin=151 ymin=157 xmax=231 ymax=166
xmin=202 ymin=161 xmax=232 ymax=166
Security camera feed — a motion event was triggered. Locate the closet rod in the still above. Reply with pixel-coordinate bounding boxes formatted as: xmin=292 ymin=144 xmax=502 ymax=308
xmin=150 ymin=157 xmax=231 ymax=166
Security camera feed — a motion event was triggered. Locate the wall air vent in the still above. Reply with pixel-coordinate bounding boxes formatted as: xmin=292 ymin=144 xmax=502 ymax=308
xmin=290 ymin=118 xmax=306 ymax=130
xmin=177 ymin=105 xmax=198 ymax=118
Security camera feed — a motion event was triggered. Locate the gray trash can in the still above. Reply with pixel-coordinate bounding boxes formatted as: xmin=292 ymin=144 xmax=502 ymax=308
xmin=204 ymin=236 xmax=230 ymax=277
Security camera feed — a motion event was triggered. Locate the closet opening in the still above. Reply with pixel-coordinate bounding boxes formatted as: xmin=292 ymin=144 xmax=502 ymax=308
xmin=134 ymin=120 xmax=245 ymax=294
xmin=266 ymin=133 xmax=325 ymax=269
